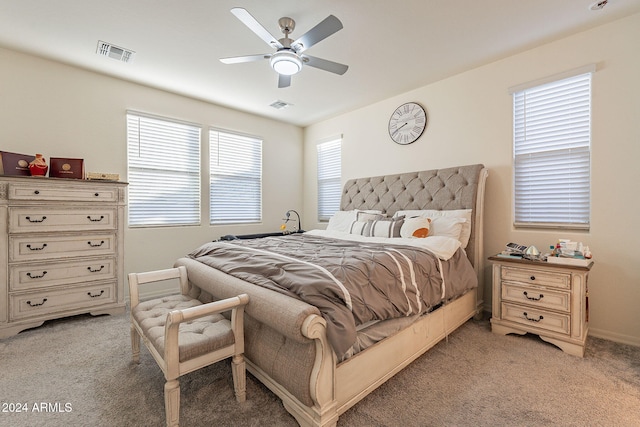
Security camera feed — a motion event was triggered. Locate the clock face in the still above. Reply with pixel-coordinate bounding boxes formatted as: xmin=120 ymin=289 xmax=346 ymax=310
xmin=388 ymin=102 xmax=427 ymax=145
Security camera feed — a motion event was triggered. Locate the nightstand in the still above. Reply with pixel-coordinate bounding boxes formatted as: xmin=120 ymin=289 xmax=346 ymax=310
xmin=489 ymin=255 xmax=593 ymax=357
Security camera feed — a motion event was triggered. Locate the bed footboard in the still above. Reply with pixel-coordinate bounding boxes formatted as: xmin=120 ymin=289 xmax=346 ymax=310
xmin=174 ymin=257 xmax=340 ymax=426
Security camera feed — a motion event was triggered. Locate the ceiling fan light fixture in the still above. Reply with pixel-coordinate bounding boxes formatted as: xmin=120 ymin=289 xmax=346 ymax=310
xmin=270 ymin=50 xmax=302 ymax=75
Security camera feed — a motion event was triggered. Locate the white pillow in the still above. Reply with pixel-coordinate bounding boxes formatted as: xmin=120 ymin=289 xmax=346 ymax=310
xmin=400 ymin=217 xmax=431 ymax=239
xmin=394 ymin=209 xmax=472 ymax=247
xmin=327 ymin=210 xmax=382 ymax=233
xmin=429 ymin=216 xmax=466 ymax=240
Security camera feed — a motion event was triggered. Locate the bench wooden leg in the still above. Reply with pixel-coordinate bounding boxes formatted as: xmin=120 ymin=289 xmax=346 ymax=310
xmin=131 ymin=324 xmax=140 ymax=364
xmin=231 ymin=354 xmax=246 ymax=402
xmin=164 ymin=379 xmax=180 ymax=427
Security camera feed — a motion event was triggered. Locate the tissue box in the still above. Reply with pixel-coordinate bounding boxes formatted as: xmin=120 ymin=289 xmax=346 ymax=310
xmin=0 ymin=151 xmax=35 ymax=176
xmin=49 ymin=157 xmax=84 ymax=179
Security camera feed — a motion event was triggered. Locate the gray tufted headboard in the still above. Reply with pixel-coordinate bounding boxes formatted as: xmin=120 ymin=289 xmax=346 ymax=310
xmin=340 ymin=164 xmax=488 ymax=298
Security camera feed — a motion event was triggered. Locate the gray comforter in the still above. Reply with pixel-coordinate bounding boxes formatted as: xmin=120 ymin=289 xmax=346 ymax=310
xmin=188 ymin=234 xmax=477 ymax=359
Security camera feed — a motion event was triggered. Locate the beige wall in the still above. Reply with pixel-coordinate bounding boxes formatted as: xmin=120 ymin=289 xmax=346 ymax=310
xmin=304 ymin=14 xmax=640 ymax=346
xmin=0 ymin=47 xmax=304 ymax=295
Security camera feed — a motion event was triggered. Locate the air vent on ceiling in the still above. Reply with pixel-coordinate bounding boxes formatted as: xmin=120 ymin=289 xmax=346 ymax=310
xmin=270 ymin=100 xmax=293 ymax=110
xmin=589 ymin=0 xmax=608 ymax=10
xmin=96 ymin=40 xmax=135 ymax=63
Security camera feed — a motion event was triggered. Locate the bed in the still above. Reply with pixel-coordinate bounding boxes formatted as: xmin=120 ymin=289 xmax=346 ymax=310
xmin=174 ymin=163 xmax=488 ymax=426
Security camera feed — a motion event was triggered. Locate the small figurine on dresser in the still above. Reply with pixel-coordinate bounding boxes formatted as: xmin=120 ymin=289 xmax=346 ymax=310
xmin=28 ymin=153 xmax=48 ymax=176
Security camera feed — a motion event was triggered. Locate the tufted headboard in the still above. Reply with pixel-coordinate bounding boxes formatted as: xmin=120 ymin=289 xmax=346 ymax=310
xmin=340 ymin=164 xmax=488 ymax=299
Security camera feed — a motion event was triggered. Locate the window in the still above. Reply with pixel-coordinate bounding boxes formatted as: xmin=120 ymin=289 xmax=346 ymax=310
xmin=511 ymin=66 xmax=594 ymax=229
xmin=127 ymin=112 xmax=201 ymax=227
xmin=317 ymin=137 xmax=342 ymax=221
xmin=210 ymin=128 xmax=262 ymax=224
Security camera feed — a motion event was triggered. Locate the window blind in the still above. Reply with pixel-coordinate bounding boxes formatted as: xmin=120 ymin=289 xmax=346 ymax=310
xmin=127 ymin=113 xmax=201 ymax=227
xmin=513 ymin=71 xmax=592 ymax=229
xmin=210 ymin=129 xmax=262 ymax=224
xmin=317 ymin=138 xmax=342 ymax=221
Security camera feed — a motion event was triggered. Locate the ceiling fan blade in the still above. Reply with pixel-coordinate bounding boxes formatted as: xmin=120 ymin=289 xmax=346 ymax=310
xmin=303 ymin=55 xmax=349 ymax=75
xmin=220 ymin=54 xmax=270 ymax=64
xmin=230 ymin=7 xmax=283 ymax=49
xmin=278 ymin=74 xmax=291 ymax=88
xmin=292 ymin=15 xmax=343 ymax=53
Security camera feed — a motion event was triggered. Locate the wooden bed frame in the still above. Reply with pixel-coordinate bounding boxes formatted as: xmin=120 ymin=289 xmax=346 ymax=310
xmin=175 ymin=164 xmax=488 ymax=426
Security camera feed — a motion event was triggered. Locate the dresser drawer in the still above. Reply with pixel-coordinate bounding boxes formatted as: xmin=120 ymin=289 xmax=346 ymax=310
xmin=501 ymin=282 xmax=570 ymax=313
xmin=501 ymin=266 xmax=570 ymax=290
xmin=9 ymin=257 xmax=116 ymax=291
xmin=9 ymin=233 xmax=116 ymax=262
xmin=501 ymin=302 xmax=570 ymax=335
xmin=8 ymin=183 xmax=119 ymax=202
xmin=9 ymin=208 xmax=117 ymax=233
xmin=10 ymin=282 xmax=117 ymax=320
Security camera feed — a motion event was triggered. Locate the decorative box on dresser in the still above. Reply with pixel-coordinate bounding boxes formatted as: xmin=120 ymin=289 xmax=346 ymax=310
xmin=489 ymin=255 xmax=593 ymax=357
xmin=0 ymin=176 xmax=127 ymax=338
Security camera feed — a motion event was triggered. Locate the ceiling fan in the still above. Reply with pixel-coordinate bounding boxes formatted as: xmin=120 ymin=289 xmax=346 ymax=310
xmin=220 ymin=7 xmax=349 ymax=88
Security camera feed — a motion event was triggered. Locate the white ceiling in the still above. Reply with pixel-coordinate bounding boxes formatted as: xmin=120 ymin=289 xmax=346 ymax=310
xmin=1 ymin=0 xmax=639 ymax=127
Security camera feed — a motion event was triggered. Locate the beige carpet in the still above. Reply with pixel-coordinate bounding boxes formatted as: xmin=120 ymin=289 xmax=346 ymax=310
xmin=1 ymin=312 xmax=639 ymax=427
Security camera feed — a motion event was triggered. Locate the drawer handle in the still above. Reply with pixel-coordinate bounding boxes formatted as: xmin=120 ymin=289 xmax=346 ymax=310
xmin=34 ymin=190 xmax=40 ymax=195
xmin=87 ymin=215 xmax=105 ymax=222
xmin=27 ymin=271 xmax=48 ymax=279
xmin=94 ymin=192 xmax=100 ymax=197
xmin=87 ymin=240 xmax=105 ymax=247
xmin=87 ymin=290 xmax=105 ymax=298
xmin=523 ymin=291 xmax=544 ymax=301
xmin=26 ymin=216 xmax=47 ymax=223
xmin=26 ymin=298 xmax=48 ymax=307
xmin=88 ymin=265 xmax=105 ymax=273
xmin=529 ymin=275 xmax=536 ymax=281
xmin=523 ymin=312 xmax=544 ymax=322
xmin=26 ymin=243 xmax=48 ymax=251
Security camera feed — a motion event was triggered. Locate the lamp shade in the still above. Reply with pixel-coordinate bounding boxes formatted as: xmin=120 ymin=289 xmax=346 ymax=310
xmin=270 ymin=50 xmax=302 ymax=75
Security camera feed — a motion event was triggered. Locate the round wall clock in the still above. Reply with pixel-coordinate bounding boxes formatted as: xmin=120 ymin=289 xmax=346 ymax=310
xmin=388 ymin=102 xmax=427 ymax=145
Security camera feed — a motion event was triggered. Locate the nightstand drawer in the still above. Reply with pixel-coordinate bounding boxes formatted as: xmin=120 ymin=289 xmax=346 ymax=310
xmin=9 ymin=258 xmax=117 ymax=291
xmin=501 ymin=283 xmax=570 ymax=313
xmin=9 ymin=233 xmax=116 ymax=262
xmin=9 ymin=208 xmax=117 ymax=233
xmin=10 ymin=282 xmax=117 ymax=320
xmin=501 ymin=302 xmax=570 ymax=335
xmin=501 ymin=266 xmax=570 ymax=290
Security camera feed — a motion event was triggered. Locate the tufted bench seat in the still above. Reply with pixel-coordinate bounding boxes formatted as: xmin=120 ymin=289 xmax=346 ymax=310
xmin=129 ymin=266 xmax=249 ymax=427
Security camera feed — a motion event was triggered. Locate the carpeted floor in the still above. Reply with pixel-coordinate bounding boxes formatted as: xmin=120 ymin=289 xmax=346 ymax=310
xmin=1 ymin=312 xmax=639 ymax=427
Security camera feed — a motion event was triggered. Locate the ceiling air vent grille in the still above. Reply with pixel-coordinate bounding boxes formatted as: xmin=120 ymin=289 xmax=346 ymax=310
xmin=270 ymin=100 xmax=293 ymax=110
xmin=96 ymin=40 xmax=135 ymax=63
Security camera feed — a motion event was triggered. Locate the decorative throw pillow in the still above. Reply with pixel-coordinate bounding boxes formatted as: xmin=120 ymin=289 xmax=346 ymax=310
xmin=350 ymin=216 xmax=404 ymax=238
xmin=400 ymin=216 xmax=432 ymax=239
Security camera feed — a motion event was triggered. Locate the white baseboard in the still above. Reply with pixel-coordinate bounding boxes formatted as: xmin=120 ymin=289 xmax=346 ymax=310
xmin=589 ymin=328 xmax=640 ymax=348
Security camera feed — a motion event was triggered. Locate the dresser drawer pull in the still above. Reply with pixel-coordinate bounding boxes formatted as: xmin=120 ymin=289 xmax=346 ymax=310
xmin=26 ymin=271 xmax=48 ymax=279
xmin=88 ymin=265 xmax=105 ymax=273
xmin=25 ymin=216 xmax=47 ymax=223
xmin=26 ymin=298 xmax=48 ymax=307
xmin=529 ymin=275 xmax=536 ymax=281
xmin=87 ymin=290 xmax=105 ymax=298
xmin=87 ymin=215 xmax=105 ymax=222
xmin=87 ymin=240 xmax=105 ymax=247
xmin=26 ymin=243 xmax=48 ymax=251
xmin=34 ymin=190 xmax=40 ymax=195
xmin=523 ymin=312 xmax=543 ymax=322
xmin=523 ymin=291 xmax=543 ymax=301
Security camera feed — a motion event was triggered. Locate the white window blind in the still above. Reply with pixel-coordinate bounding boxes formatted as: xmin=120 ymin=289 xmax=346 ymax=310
xmin=127 ymin=112 xmax=201 ymax=227
xmin=317 ymin=137 xmax=342 ymax=221
xmin=512 ymin=70 xmax=592 ymax=229
xmin=210 ymin=129 xmax=262 ymax=224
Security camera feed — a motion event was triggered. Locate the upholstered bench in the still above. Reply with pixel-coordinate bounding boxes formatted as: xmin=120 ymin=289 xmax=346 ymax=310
xmin=129 ymin=266 xmax=249 ymax=427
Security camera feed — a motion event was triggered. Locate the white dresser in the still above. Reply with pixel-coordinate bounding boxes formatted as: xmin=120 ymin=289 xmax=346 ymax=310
xmin=0 ymin=176 xmax=127 ymax=338
xmin=489 ymin=255 xmax=592 ymax=357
